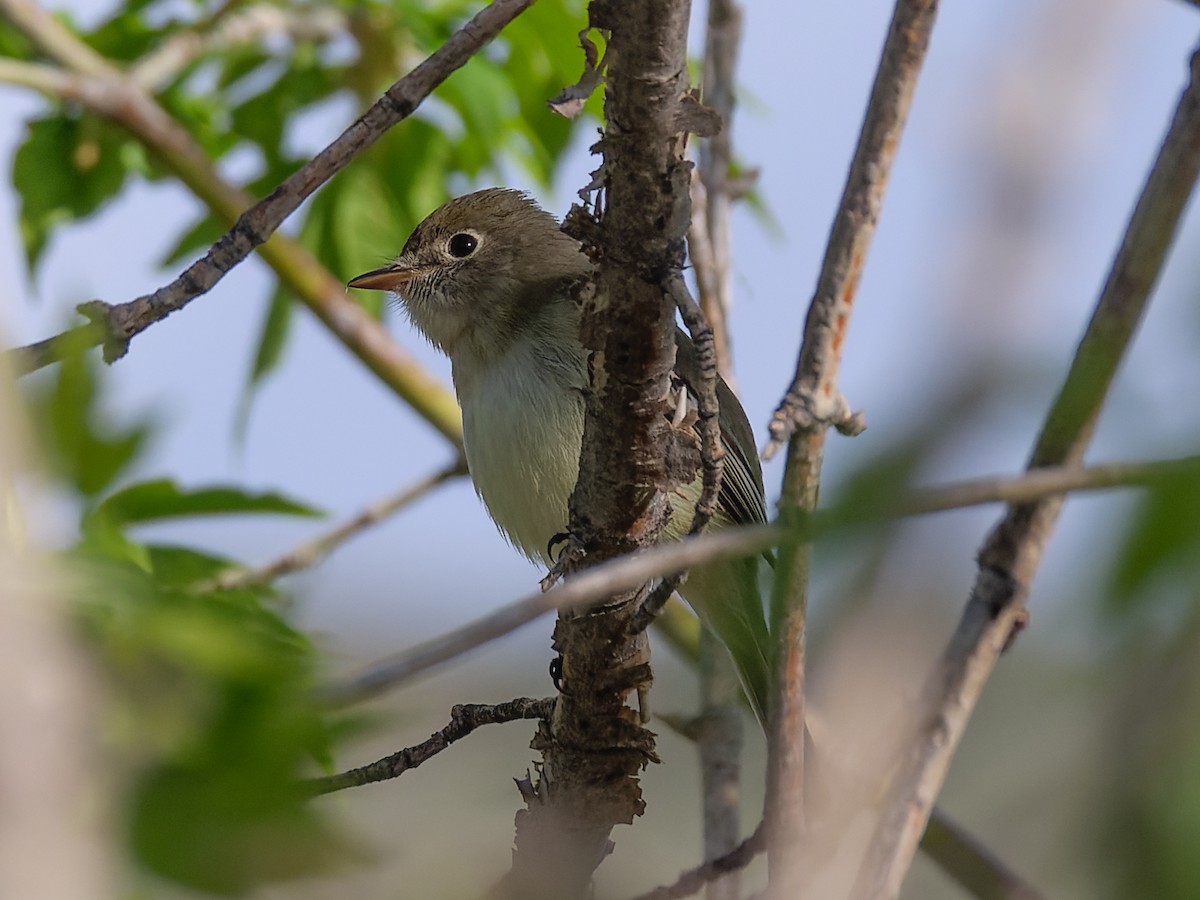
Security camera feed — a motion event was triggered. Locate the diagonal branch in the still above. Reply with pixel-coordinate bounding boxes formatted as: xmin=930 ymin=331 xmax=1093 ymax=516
xmin=631 ymin=824 xmax=766 ymax=900
xmin=762 ymin=2 xmax=940 ymax=890
xmin=193 ymin=459 xmax=466 ymax=593
xmin=3 ymin=0 xmax=537 ymax=447
xmin=853 ymin=42 xmax=1200 ymax=900
xmin=307 ymin=698 xmax=554 ymax=796
xmin=321 ymin=453 xmax=1198 ymax=706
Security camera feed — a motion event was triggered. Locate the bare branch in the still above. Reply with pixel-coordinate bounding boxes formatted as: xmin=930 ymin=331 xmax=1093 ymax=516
xmin=863 ymin=455 xmax=1200 ymax=524
xmin=307 ymin=698 xmax=554 ymax=796
xmin=764 ymin=0 xmax=940 ymax=454
xmin=194 ymin=459 xmax=466 ymax=593
xmin=692 ymin=0 xmax=744 ymax=385
xmin=630 ymin=824 xmax=765 ymax=900
xmin=690 ymin=4 xmax=747 ymax=894
xmin=321 ymin=453 xmax=1196 ymax=705
xmin=321 ymin=525 xmax=781 ymax=707
xmin=763 ymin=3 xmax=940 ymax=889
xmin=854 ymin=42 xmax=1200 ymax=900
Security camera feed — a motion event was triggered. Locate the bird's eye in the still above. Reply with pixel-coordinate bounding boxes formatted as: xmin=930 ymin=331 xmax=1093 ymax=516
xmin=448 ymin=233 xmax=478 ymax=258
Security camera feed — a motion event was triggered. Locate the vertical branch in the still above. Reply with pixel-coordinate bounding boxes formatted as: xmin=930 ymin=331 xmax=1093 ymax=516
xmin=501 ymin=1 xmax=697 ymax=896
xmin=694 ymin=0 xmax=744 ymax=386
xmin=854 ymin=44 xmax=1200 ymax=899
xmin=691 ymin=1 xmax=747 ymax=897
xmin=761 ymin=1 xmax=940 ymax=893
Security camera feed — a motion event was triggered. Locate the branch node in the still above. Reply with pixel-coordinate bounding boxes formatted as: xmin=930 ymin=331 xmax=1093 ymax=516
xmin=763 ymin=390 xmax=866 ymax=459
xmin=75 ymin=300 xmax=130 ymax=363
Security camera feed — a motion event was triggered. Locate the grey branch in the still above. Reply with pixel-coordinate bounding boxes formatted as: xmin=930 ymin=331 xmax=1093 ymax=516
xmin=691 ymin=5 xmax=748 ymax=897
xmin=4 ymin=0 xmax=535 ymax=375
xmin=764 ymin=0 xmax=940 ymax=455
xmin=853 ymin=42 xmax=1200 ymax=900
xmin=763 ymin=3 xmax=941 ymax=891
xmin=194 ymin=459 xmax=466 ymax=593
xmin=321 ymin=455 xmax=1195 ymax=706
xmin=630 ymin=825 xmax=765 ymax=900
xmin=307 ymin=698 xmax=554 ymax=795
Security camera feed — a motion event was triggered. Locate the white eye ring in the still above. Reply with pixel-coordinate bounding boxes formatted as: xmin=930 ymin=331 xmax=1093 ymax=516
xmin=447 ymin=232 xmax=480 ymax=258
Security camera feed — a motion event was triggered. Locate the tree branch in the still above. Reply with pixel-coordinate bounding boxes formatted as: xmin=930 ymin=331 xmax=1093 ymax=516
xmin=3 ymin=0 xmax=537 ymax=448
xmin=762 ymin=2 xmax=940 ymax=890
xmin=690 ymin=6 xmax=747 ymax=893
xmin=320 ymin=524 xmax=781 ymax=707
xmin=853 ymin=42 xmax=1200 ymax=900
xmin=306 ymin=698 xmax=554 ymax=796
xmin=499 ymin=2 xmax=699 ymax=896
xmin=631 ymin=824 xmax=765 ymax=900
xmin=321 ymin=454 xmax=1197 ymax=706
xmin=193 ymin=458 xmax=466 ymax=593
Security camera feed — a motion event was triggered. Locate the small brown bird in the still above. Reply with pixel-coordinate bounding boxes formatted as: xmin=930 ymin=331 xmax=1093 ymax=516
xmin=350 ymin=188 xmax=771 ymax=723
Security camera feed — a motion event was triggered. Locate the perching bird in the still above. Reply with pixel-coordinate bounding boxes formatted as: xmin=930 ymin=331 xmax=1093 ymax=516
xmin=349 ymin=188 xmax=771 ymax=723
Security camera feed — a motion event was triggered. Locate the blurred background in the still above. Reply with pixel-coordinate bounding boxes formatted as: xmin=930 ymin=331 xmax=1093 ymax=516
xmin=3 ymin=0 xmax=1200 ymax=897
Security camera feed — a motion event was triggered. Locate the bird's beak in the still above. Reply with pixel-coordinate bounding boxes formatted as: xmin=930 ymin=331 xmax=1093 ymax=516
xmin=347 ymin=264 xmax=413 ymax=292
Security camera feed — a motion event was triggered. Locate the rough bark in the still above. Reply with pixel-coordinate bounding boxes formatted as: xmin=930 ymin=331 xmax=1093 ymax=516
xmin=500 ymin=1 xmax=698 ymax=897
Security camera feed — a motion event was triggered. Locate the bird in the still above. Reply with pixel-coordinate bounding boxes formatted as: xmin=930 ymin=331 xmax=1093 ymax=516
xmin=349 ymin=188 xmax=772 ymax=724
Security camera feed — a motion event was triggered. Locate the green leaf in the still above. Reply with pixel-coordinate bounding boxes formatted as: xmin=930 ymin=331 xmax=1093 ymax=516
xmin=72 ymin=554 xmax=352 ymax=894
xmin=1108 ymin=466 xmax=1200 ymax=616
xmin=24 ymin=338 xmax=152 ymax=498
xmin=249 ymin=287 xmax=295 ymax=387
xmin=145 ymin=544 xmax=241 ymax=588
xmin=132 ymin=761 xmax=354 ymax=895
xmin=14 ymin=115 xmax=133 ymax=273
xmin=0 ymin=16 xmax=35 ymax=59
xmin=84 ymin=3 xmax=162 ymax=63
xmin=234 ymin=287 xmax=295 ymax=438
xmin=88 ymin=479 xmax=321 ymax=529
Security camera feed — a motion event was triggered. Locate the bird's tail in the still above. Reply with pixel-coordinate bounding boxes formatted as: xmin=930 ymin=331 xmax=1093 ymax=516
xmin=682 ymin=554 xmax=772 ymax=728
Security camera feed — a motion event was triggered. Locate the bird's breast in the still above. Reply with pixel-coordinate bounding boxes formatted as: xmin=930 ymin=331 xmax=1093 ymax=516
xmin=456 ymin=341 xmax=586 ymax=564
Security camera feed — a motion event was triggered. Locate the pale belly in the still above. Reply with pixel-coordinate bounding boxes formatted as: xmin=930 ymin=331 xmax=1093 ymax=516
xmin=458 ymin=348 xmax=586 ymax=564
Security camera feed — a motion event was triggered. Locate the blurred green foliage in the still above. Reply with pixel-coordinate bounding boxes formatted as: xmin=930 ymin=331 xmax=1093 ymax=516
xmin=26 ymin=344 xmax=353 ymax=894
xmin=1095 ymin=465 xmax=1200 ymax=900
xmin=4 ymin=0 xmax=594 ymax=893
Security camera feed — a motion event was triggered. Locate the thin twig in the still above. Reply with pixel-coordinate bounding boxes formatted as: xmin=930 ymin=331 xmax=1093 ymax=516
xmin=321 ymin=454 xmax=1196 ymax=705
xmin=306 ymin=697 xmax=554 ymax=795
xmin=763 ymin=3 xmax=940 ymax=891
xmin=320 ymin=524 xmax=783 ymax=706
xmin=630 ymin=824 xmax=766 ymax=900
xmin=853 ymin=43 xmax=1200 ymax=900
xmin=192 ymin=459 xmax=466 ymax=593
